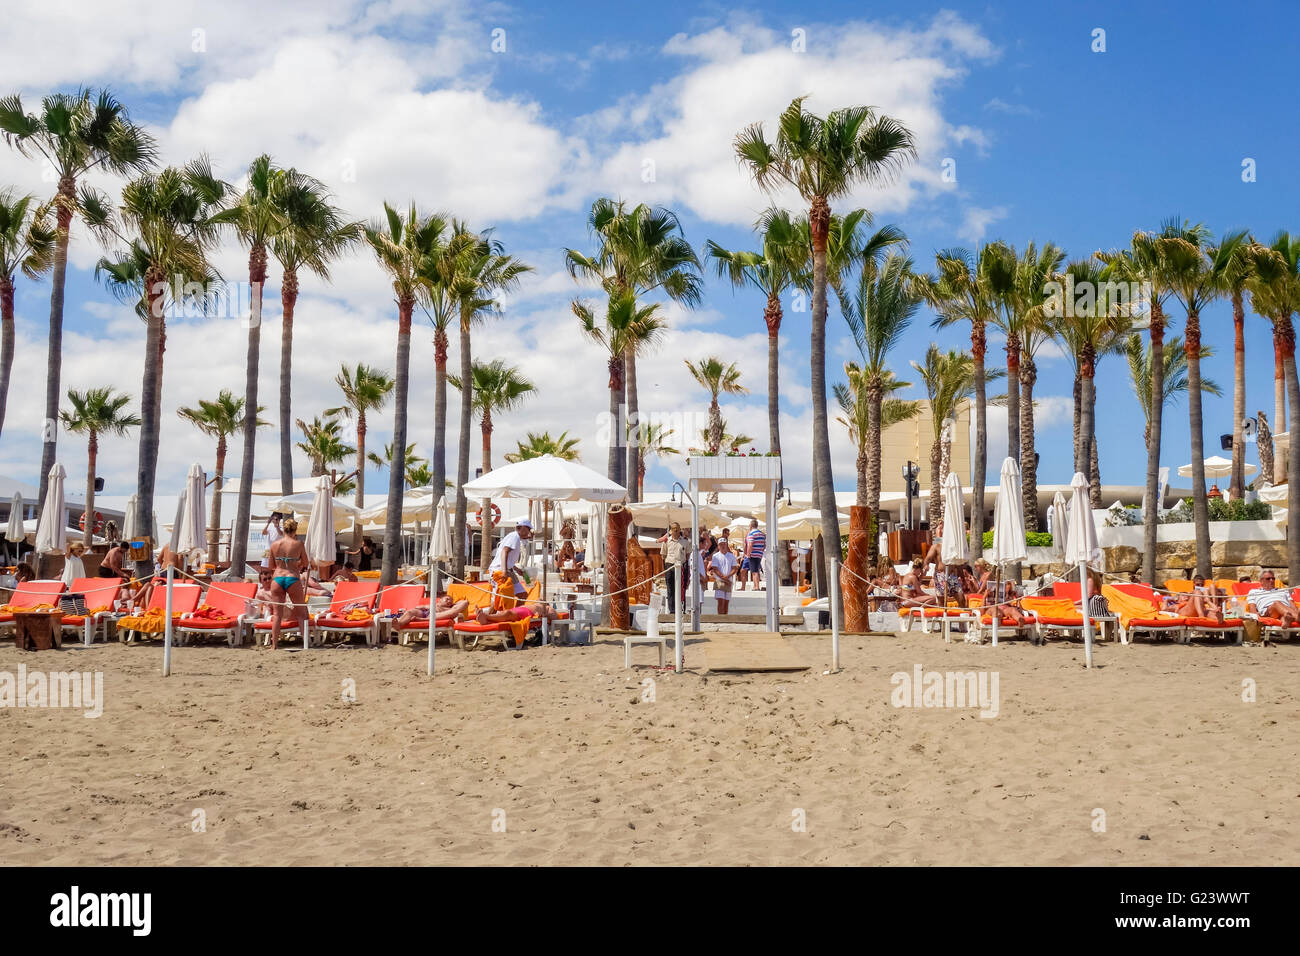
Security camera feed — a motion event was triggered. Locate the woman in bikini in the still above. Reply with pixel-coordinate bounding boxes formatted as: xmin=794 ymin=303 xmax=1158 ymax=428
xmin=266 ymin=518 xmax=309 ymax=649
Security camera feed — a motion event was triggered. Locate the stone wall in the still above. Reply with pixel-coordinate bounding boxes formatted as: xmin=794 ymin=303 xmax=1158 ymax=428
xmin=1101 ymin=540 xmax=1289 ymax=584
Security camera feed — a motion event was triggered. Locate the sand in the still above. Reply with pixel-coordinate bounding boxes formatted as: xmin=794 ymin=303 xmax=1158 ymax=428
xmin=2 ymin=626 xmax=1298 ymax=866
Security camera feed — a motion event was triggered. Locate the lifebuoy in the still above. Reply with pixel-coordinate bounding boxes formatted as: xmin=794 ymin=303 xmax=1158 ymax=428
xmin=475 ymin=504 xmax=502 ymax=527
xmin=79 ymin=510 xmax=105 ymax=534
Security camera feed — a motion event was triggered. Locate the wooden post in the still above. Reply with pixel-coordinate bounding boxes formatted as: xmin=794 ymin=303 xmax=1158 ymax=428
xmin=607 ymin=505 xmax=632 ymax=630
xmin=844 ymin=505 xmax=872 ymax=632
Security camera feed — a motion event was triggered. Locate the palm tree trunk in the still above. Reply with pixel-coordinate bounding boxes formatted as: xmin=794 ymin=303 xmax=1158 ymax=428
xmin=809 ymin=195 xmax=836 ymax=598
xmin=1005 ymin=331 xmax=1021 ymax=466
xmin=708 ymin=397 xmax=722 ymax=454
xmin=625 ymin=349 xmax=640 ymax=502
xmin=134 ymin=273 xmax=166 ymax=575
xmin=0 ymin=277 xmax=14 ymax=439
xmin=1185 ymin=308 xmax=1211 ymax=576
xmin=479 ymin=410 xmax=493 ymax=574
xmin=606 ymin=355 xmax=625 ymax=480
xmin=930 ymin=435 xmax=944 ymax=529
xmin=1142 ymin=301 xmax=1166 ymax=585
xmin=1283 ymin=319 xmax=1300 ymax=581
xmin=1089 ymin=417 xmax=1101 ymax=508
xmin=765 ymin=295 xmax=792 ymax=585
xmin=1275 ymin=330 xmax=1288 ymax=483
xmin=83 ymin=431 xmax=97 ymax=549
xmin=432 ymin=328 xmax=448 ymax=507
xmin=229 ymin=245 xmax=267 ymax=576
xmin=453 ymin=315 xmax=473 ymax=577
xmin=1258 ymin=411 xmax=1274 ymax=488
xmin=382 ymin=297 xmax=414 ymax=586
xmin=37 ymin=176 xmax=75 ymax=516
xmin=207 ymin=437 xmax=225 ymax=567
xmin=865 ymin=381 xmax=882 ymax=563
xmin=1072 ymin=371 xmax=1083 ymax=474
xmin=1020 ymin=355 xmax=1038 ymax=531
xmin=353 ymin=415 xmax=367 ymax=548
xmin=278 ymin=268 xmax=298 ymax=497
xmin=970 ymin=322 xmax=987 ymax=563
xmin=1229 ymin=290 xmax=1246 ymax=499
xmin=1081 ymin=345 xmax=1098 ymax=512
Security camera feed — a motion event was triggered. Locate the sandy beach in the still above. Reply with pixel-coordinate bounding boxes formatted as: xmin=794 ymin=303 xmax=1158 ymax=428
xmin=2 ymin=627 xmax=1298 ymax=867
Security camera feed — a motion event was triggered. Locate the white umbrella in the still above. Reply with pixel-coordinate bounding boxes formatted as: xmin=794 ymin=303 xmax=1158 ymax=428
xmin=586 ymin=503 xmax=606 ymax=568
xmin=626 ymin=500 xmax=727 ymax=528
xmin=940 ymin=471 xmax=968 ymax=566
xmin=1177 ymin=455 xmax=1256 ymax=480
xmin=356 ymin=492 xmax=429 ymax=527
xmin=6 ymin=493 xmax=24 ymax=544
xmin=34 ymin=463 xmax=66 ymax=555
xmin=429 ymin=495 xmax=452 ymax=562
xmin=552 ymin=502 xmax=565 ymax=547
xmin=305 ymin=475 xmax=336 ymax=564
xmin=776 ymin=508 xmax=850 ymax=540
xmin=168 ymin=489 xmax=187 ymax=553
xmin=462 ymin=454 xmax=626 ymax=502
xmin=1066 ymin=471 xmax=1101 ymax=668
xmin=176 ymin=463 xmax=207 ymax=561
xmin=1049 ymin=491 xmax=1068 ymax=560
xmin=122 ymin=493 xmax=138 ymax=541
xmin=989 ymin=457 xmax=1028 ymax=647
xmin=273 ymin=489 xmax=362 ymax=532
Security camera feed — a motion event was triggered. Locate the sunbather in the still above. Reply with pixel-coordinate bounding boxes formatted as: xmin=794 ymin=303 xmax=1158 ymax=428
xmin=395 ymin=595 xmax=470 ymax=627
xmin=1246 ymin=572 xmax=1299 ymax=625
xmin=474 ymin=600 xmax=558 ymax=625
xmin=899 ymin=558 xmax=932 ymax=607
xmin=1171 ymin=574 xmax=1224 ymax=622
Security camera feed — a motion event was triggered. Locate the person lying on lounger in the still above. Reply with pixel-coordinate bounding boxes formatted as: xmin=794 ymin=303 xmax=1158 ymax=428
xmin=474 ymin=600 xmax=559 ymax=625
xmin=1245 ymin=572 xmax=1299 ymax=626
xmin=394 ymin=595 xmax=470 ymax=628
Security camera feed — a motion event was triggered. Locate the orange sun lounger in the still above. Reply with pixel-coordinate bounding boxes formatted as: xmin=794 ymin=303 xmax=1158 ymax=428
xmin=175 ymin=582 xmax=258 ymax=646
xmin=1102 ymin=584 xmax=1190 ymax=644
xmin=60 ymin=576 xmax=123 ymax=645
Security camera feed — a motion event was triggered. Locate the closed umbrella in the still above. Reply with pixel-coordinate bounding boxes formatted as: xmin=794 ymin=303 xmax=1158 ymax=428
xmin=122 ymin=493 xmax=138 ymax=541
xmin=305 ymin=474 xmax=335 ymax=565
xmin=1065 ymin=471 xmax=1101 ymax=668
xmin=587 ymin=503 xmax=605 ymax=568
xmin=6 ymin=493 xmax=24 ymax=543
xmin=168 ymin=490 xmax=187 ymax=553
xmin=990 ymin=457 xmax=1028 ymax=646
xmin=430 ymin=495 xmax=452 ymax=562
xmin=1049 ymin=491 xmax=1068 ymax=561
xmin=940 ymin=471 xmax=968 ymax=566
xmin=34 ymin=463 xmax=66 ymax=557
xmin=176 ymin=463 xmax=207 ymax=563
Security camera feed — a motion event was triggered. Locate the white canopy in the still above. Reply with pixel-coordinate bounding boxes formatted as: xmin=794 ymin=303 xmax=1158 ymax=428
xmin=462 ymin=455 xmax=626 ymax=502
xmin=626 ymin=500 xmax=727 ymax=528
xmin=940 ymin=471 xmax=968 ymax=565
xmin=358 ymin=492 xmax=433 ymax=526
xmin=991 ymin=457 xmax=1027 ymax=566
xmin=775 ymin=508 xmax=849 ymax=540
xmin=269 ymin=489 xmax=361 ymax=532
xmin=6 ymin=492 xmax=24 ymax=543
xmin=1177 ymin=455 xmax=1256 ymax=480
xmin=34 ymin=463 xmax=66 ymax=554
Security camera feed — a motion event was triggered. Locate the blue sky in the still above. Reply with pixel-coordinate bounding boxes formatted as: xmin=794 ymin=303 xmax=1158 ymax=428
xmin=0 ymin=0 xmax=1296 ymax=503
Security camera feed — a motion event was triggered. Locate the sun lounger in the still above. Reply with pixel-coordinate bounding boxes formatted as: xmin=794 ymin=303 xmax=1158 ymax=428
xmin=59 ymin=577 xmax=123 ymax=645
xmin=899 ymin=604 xmax=965 ymax=634
xmin=1019 ymin=596 xmax=1116 ymax=645
xmin=0 ymin=580 xmax=67 ymax=638
xmin=117 ymin=583 xmax=203 ymax=643
xmin=370 ymin=584 xmax=426 ymax=647
xmin=1102 ymin=584 xmax=1188 ymax=644
xmin=175 ymin=582 xmax=257 ymax=647
xmin=305 ymin=580 xmax=381 ymax=645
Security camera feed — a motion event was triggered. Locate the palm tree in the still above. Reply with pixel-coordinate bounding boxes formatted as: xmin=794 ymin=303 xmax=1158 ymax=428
xmin=705 ymin=208 xmax=806 ymax=458
xmin=1243 ymin=234 xmax=1300 ymax=577
xmin=0 ymin=88 xmax=156 ymax=509
xmin=735 ymin=96 xmax=916 ymax=581
xmin=637 ymin=422 xmax=679 ymax=499
xmin=298 ymin=415 xmax=356 ymax=476
xmin=1125 ymin=334 xmax=1221 ymax=444
xmin=1209 ymin=234 xmax=1254 ymax=499
xmin=450 ymin=358 xmax=536 ymax=571
xmin=1046 ymin=259 xmax=1134 ymax=506
xmin=575 ymin=289 xmax=667 ymax=477
xmin=83 ymin=159 xmax=228 ymax=567
xmin=271 ymin=180 xmax=362 ymax=495
xmin=685 ymin=357 xmax=748 ymax=453
xmin=60 ymin=387 xmax=140 ymax=548
xmin=366 ymin=203 xmax=454 ymax=584
xmin=446 ymin=225 xmax=532 ymax=577
xmin=178 ymin=391 xmax=265 ymax=566
xmin=834 ymin=365 xmax=916 ymax=512
xmin=404 ymin=461 xmax=433 ymax=489
xmin=840 ymin=253 xmax=920 ymax=546
xmin=1162 ymin=219 xmax=1241 ymax=575
xmin=1098 ymin=230 xmax=1179 ymax=584
xmin=565 ymin=199 xmax=702 ymax=496
xmin=504 ymin=430 xmax=581 ymax=463
xmin=699 ymin=422 xmax=757 ymax=454
xmin=0 ymin=190 xmax=54 ymax=438
xmin=335 ymin=363 xmax=394 ymax=525
xmin=366 ymin=441 xmax=426 ymax=483
xmin=915 ymin=245 xmax=1003 ymax=561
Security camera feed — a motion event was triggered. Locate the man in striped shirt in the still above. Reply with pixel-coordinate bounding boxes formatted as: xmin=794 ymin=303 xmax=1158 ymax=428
xmin=741 ymin=519 xmax=766 ymax=591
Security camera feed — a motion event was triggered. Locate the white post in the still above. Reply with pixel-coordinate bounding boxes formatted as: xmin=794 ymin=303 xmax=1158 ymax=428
xmin=162 ymin=565 xmax=174 ymax=677
xmin=674 ymin=559 xmax=684 ymax=673
xmin=1080 ymin=561 xmax=1093 ymax=668
xmin=991 ymin=567 xmax=999 ymax=647
xmin=830 ymin=556 xmax=841 ymax=671
xmin=690 ymin=483 xmax=701 ymax=631
xmin=428 ymin=565 xmax=438 ymax=676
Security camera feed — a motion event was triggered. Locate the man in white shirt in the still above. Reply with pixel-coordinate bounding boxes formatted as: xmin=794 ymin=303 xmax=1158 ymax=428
xmin=1246 ymin=572 xmax=1300 ymax=626
xmin=709 ymin=538 xmax=739 ymax=614
xmin=489 ymin=518 xmax=534 ymax=599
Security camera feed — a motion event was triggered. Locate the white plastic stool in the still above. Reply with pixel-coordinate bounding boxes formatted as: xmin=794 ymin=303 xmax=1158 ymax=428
xmin=624 ymin=592 xmax=668 ymax=667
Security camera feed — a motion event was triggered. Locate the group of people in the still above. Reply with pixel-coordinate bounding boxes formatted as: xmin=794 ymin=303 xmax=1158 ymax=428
xmin=656 ymin=519 xmax=767 ymax=615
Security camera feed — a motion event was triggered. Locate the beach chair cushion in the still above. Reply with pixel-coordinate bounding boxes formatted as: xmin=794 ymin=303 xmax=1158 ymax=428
xmin=375 ymin=584 xmax=426 ymax=615
xmin=1021 ymin=597 xmax=1088 ymax=626
xmin=179 ymin=583 xmax=258 ymax=629
xmin=1183 ymin=616 xmax=1245 ymax=629
xmin=1232 ymin=582 xmax=1262 ymax=596
xmin=1051 ymin=582 xmax=1081 ymax=601
xmin=0 ymin=580 xmax=68 ymax=621
xmin=1163 ymin=579 xmax=1194 ymax=593
xmin=1102 ymin=584 xmax=1187 ymax=628
xmin=979 ymin=614 xmax=1024 ymax=627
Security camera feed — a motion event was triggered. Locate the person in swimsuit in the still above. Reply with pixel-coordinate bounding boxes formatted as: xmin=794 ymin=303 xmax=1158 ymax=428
xmin=266 ymin=518 xmax=309 ymax=649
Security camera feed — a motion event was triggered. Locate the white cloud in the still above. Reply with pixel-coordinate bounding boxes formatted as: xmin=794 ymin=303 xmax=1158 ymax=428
xmin=956 ymin=204 xmax=1008 ymax=244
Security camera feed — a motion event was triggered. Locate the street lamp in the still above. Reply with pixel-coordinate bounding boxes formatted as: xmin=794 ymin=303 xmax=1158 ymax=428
xmin=901 ymin=461 xmax=920 ymax=530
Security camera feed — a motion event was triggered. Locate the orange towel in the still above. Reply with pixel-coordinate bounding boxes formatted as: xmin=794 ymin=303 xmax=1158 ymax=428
xmin=1102 ymin=585 xmax=1182 ymax=628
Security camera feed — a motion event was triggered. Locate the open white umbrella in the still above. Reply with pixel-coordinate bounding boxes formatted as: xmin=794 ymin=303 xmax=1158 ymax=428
xmin=990 ymin=458 xmax=1028 ymax=646
xmin=776 ymin=508 xmax=850 ymax=540
xmin=626 ymin=500 xmax=727 ymax=528
xmin=1177 ymin=454 xmax=1255 ymax=480
xmin=305 ymin=474 xmax=336 ymax=564
xmin=273 ymin=489 xmax=362 ymax=532
xmin=462 ymin=454 xmax=626 ymax=502
xmin=1066 ymin=471 xmax=1101 ymax=668
xmin=34 ymin=463 xmax=66 ymax=556
xmin=940 ymin=471 xmax=968 ymax=566
xmin=6 ymin=493 xmax=24 ymax=544
xmin=1049 ymin=491 xmax=1068 ymax=560
xmin=175 ymin=463 xmax=207 ymax=562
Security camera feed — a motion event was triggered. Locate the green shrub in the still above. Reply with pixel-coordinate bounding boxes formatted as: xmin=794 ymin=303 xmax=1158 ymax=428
xmin=982 ymin=530 xmax=1052 ymax=549
xmin=1207 ymin=497 xmax=1272 ymax=521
